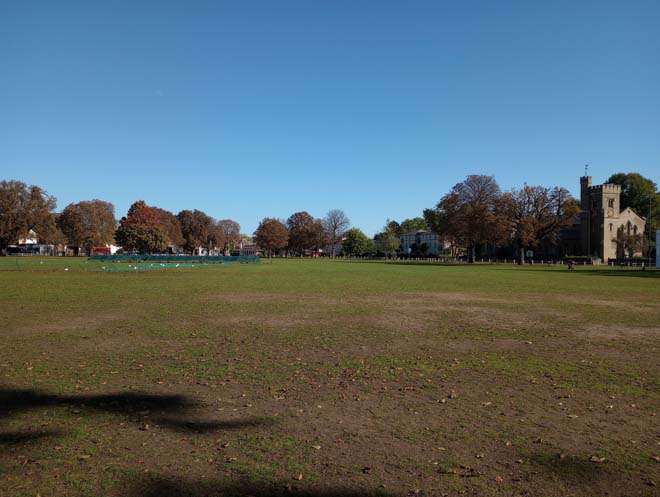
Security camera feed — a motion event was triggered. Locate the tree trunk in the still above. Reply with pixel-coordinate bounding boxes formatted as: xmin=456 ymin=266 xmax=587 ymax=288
xmin=519 ymin=246 xmax=525 ymax=265
xmin=468 ymin=244 xmax=475 ymax=263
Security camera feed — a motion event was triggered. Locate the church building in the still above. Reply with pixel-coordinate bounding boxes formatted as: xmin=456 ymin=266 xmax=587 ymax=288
xmin=578 ymin=176 xmax=646 ymax=261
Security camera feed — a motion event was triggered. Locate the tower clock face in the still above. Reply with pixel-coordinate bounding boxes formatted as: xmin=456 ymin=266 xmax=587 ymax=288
xmin=607 ymin=208 xmax=614 ymax=217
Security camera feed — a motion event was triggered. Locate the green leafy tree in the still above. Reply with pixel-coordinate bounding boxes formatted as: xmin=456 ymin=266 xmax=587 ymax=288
xmin=114 ymin=224 xmax=168 ymax=254
xmin=606 ymin=172 xmax=659 ymax=255
xmin=342 ymin=228 xmax=375 ymax=256
xmin=0 ymin=180 xmax=60 ymax=252
xmin=399 ymin=217 xmax=429 ymax=234
xmin=375 ymin=223 xmax=401 ymax=257
xmin=385 ymin=219 xmax=402 ymax=237
xmin=606 ymin=173 xmax=658 ymax=219
xmin=58 ymin=200 xmax=116 ymax=255
xmin=423 ymin=207 xmax=459 ymax=256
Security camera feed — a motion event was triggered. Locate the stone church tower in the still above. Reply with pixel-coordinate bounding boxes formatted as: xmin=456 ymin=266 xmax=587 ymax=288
xmin=579 ymin=176 xmax=646 ymax=261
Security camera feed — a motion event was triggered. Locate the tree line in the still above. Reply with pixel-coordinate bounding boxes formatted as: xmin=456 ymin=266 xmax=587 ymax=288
xmin=353 ymin=172 xmax=658 ymax=263
xmin=0 ymin=179 xmax=352 ymax=258
xmin=1 ymin=171 xmax=658 ymax=260
xmin=0 ymin=181 xmax=243 ymax=256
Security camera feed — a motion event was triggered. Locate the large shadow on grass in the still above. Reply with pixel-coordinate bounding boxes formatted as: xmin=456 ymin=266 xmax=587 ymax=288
xmin=0 ymin=388 xmax=270 ymax=434
xmin=336 ymin=259 xmax=459 ymax=268
xmin=0 ymin=429 xmax=62 ymax=446
xmin=523 ymin=451 xmax=642 ymax=495
xmin=128 ymin=476 xmax=395 ymax=497
xmin=492 ymin=267 xmax=660 ymax=278
xmin=576 ymin=268 xmax=660 ymax=278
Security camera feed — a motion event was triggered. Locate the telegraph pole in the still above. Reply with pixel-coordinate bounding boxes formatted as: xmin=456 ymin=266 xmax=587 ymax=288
xmin=649 ymin=195 xmax=653 ymax=261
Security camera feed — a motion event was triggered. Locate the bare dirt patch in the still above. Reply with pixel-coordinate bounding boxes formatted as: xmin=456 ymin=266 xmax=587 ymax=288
xmin=585 ymin=323 xmax=660 ymax=341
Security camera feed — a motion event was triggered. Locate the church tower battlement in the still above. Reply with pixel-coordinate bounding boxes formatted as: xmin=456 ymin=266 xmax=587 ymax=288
xmin=591 ymin=184 xmax=622 ymax=193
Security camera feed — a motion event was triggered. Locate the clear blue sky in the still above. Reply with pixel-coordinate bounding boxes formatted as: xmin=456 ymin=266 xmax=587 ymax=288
xmin=2 ymin=1 xmax=658 ymax=236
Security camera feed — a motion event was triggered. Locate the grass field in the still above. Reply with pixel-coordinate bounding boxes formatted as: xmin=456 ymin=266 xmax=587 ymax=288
xmin=1 ymin=258 xmax=659 ymax=497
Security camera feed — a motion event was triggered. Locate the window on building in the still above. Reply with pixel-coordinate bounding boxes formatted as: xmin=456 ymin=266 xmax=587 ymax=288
xmin=609 ymin=223 xmax=613 ymax=232
xmin=633 ymin=225 xmax=638 ymax=235
xmin=608 ymin=198 xmax=614 ymax=208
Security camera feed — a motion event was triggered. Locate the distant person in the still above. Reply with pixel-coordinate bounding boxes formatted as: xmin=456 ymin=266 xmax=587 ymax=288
xmin=567 ymin=260 xmax=574 ymax=271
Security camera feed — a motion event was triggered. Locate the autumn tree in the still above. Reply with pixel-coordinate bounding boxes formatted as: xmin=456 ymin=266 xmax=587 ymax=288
xmin=217 ymin=219 xmax=241 ymax=255
xmin=57 ymin=200 xmax=116 ymax=255
xmin=0 ymin=180 xmax=60 ymax=252
xmin=177 ymin=209 xmax=215 ymax=254
xmin=153 ymin=207 xmax=184 ymax=248
xmin=342 ymin=228 xmax=375 ymax=256
xmin=209 ymin=222 xmax=226 ymax=253
xmin=502 ymin=185 xmax=580 ymax=264
xmin=254 ymin=218 xmax=289 ymax=260
xmin=310 ymin=218 xmax=328 ymax=254
xmin=323 ymin=209 xmax=350 ymax=257
xmin=286 ymin=211 xmax=317 ymax=256
xmin=432 ymin=175 xmax=504 ymax=263
xmin=115 ymin=200 xmax=168 ymax=254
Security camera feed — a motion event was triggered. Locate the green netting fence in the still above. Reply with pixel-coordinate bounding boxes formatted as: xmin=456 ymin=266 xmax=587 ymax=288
xmin=97 ymin=262 xmax=209 ymax=271
xmin=89 ymin=255 xmax=260 ymax=264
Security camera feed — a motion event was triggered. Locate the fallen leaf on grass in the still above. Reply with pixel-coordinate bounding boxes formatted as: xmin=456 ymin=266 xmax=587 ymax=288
xmin=590 ymin=456 xmax=606 ymax=463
